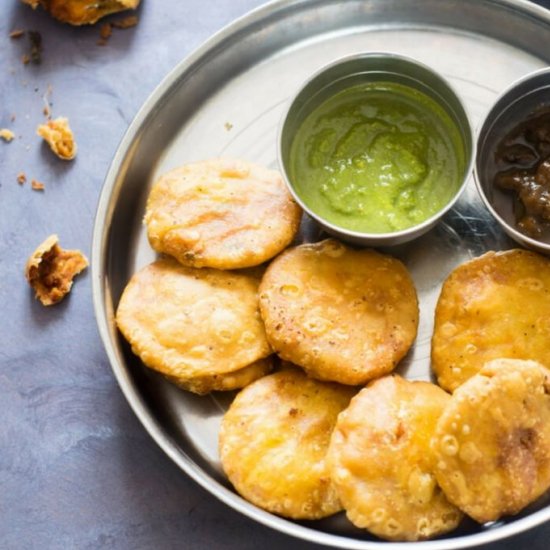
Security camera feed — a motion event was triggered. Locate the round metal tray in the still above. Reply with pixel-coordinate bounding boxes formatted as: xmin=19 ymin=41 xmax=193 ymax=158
xmin=92 ymin=1 xmax=550 ymax=547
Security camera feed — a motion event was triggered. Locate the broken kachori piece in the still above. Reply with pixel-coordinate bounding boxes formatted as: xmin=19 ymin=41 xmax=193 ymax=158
xmin=21 ymin=0 xmax=140 ymax=25
xmin=219 ymin=368 xmax=355 ymax=519
xmin=144 ymin=159 xmax=302 ymax=270
xmin=327 ymin=375 xmax=462 ymax=541
xmin=432 ymin=249 xmax=550 ymax=392
xmin=26 ymin=234 xmax=88 ymax=306
xmin=432 ymin=359 xmax=550 ymax=523
xmin=259 ymin=239 xmax=419 ymax=385
xmin=115 ymin=258 xmax=272 ymax=394
xmin=37 ymin=117 xmax=77 ymax=161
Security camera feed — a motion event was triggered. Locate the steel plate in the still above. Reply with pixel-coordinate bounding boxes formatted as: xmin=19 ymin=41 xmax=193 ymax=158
xmin=92 ymin=1 xmax=550 ymax=547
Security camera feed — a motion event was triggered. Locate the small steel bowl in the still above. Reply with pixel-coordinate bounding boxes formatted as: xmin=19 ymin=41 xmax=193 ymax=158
xmin=278 ymin=52 xmax=474 ymax=247
xmin=475 ymin=67 xmax=550 ymax=254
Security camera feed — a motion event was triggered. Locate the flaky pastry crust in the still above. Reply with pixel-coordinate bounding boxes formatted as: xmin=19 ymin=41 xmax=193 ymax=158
xmin=220 ymin=369 xmax=355 ymax=519
xmin=259 ymin=239 xmax=418 ymax=385
xmin=432 ymin=359 xmax=550 ymax=523
xmin=144 ymin=159 xmax=302 ymax=270
xmin=328 ymin=375 xmax=461 ymax=541
xmin=115 ymin=258 xmax=272 ymax=390
xmin=432 ymin=249 xmax=550 ymax=392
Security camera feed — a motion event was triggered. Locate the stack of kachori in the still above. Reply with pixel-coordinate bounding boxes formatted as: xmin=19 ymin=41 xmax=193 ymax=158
xmin=116 ymin=158 xmax=301 ymax=394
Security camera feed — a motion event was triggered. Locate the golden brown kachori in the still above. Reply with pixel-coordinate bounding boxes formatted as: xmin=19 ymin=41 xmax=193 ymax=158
xmin=115 ymin=258 xmax=271 ymax=393
xmin=259 ymin=239 xmax=419 ymax=385
xmin=432 ymin=358 xmax=550 ymax=523
xmin=145 ymin=158 xmax=302 ymax=269
xmin=432 ymin=249 xmax=550 ymax=392
xmin=328 ymin=375 xmax=462 ymax=541
xmin=219 ymin=368 xmax=355 ymax=519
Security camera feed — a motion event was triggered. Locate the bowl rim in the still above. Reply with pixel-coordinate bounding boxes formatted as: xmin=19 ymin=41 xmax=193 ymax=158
xmin=277 ymin=51 xmax=475 ymax=242
xmin=473 ymin=65 xmax=550 ymax=252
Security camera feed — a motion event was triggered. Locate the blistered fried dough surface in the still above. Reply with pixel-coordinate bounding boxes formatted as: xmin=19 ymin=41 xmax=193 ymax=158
xmin=145 ymin=159 xmax=302 ymax=270
xmin=26 ymin=234 xmax=88 ymax=306
xmin=219 ymin=369 xmax=355 ymax=519
xmin=433 ymin=359 xmax=550 ymax=523
xmin=432 ymin=249 xmax=550 ymax=392
xmin=328 ymin=376 xmax=461 ymax=541
xmin=37 ymin=117 xmax=77 ymax=160
xmin=165 ymin=356 xmax=273 ymax=396
xmin=116 ymin=258 xmax=272 ymax=388
xmin=22 ymin=0 xmax=140 ymax=25
xmin=259 ymin=239 xmax=419 ymax=385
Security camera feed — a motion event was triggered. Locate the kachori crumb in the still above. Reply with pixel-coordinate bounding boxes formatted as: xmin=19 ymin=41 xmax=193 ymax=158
xmin=112 ymin=15 xmax=139 ymax=29
xmin=37 ymin=117 xmax=77 ymax=160
xmin=10 ymin=29 xmax=25 ymax=39
xmin=97 ymin=23 xmax=113 ymax=46
xmin=25 ymin=234 xmax=88 ymax=306
xmin=28 ymin=30 xmax=42 ymax=64
xmin=31 ymin=179 xmax=45 ymax=191
xmin=17 ymin=172 xmax=27 ymax=185
xmin=0 ymin=129 xmax=15 ymax=142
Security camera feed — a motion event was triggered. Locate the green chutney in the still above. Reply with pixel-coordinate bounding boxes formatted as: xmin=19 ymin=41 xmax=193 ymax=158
xmin=289 ymin=81 xmax=466 ymax=233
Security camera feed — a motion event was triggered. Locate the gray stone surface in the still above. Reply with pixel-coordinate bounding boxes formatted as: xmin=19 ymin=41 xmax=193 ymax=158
xmin=1 ymin=1 xmax=550 ymax=549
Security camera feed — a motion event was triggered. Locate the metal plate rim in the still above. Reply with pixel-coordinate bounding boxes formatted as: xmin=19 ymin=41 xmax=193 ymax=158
xmin=92 ymin=0 xmax=550 ymax=547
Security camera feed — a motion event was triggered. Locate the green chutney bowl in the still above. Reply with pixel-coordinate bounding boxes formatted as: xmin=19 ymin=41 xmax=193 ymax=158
xmin=278 ymin=52 xmax=474 ymax=247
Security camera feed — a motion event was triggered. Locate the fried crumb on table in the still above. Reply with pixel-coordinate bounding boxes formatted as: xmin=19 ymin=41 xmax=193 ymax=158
xmin=9 ymin=29 xmax=25 ymax=39
xmin=25 ymin=234 xmax=88 ymax=306
xmin=97 ymin=15 xmax=138 ymax=45
xmin=37 ymin=117 xmax=77 ymax=160
xmin=97 ymin=22 xmax=113 ymax=45
xmin=17 ymin=172 xmax=27 ymax=185
xmin=31 ymin=179 xmax=45 ymax=191
xmin=0 ymin=129 xmax=15 ymax=142
xmin=112 ymin=15 xmax=138 ymax=29
xmin=28 ymin=31 xmax=42 ymax=64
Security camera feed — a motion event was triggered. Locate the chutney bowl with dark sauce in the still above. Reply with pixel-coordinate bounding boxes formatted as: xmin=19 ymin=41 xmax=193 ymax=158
xmin=475 ymin=67 xmax=550 ymax=255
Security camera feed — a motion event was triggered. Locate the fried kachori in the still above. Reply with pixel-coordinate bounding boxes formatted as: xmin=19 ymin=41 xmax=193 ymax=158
xmin=432 ymin=358 xmax=550 ymax=523
xmin=116 ymin=258 xmax=272 ymax=393
xmin=432 ymin=249 xmax=550 ymax=392
xmin=26 ymin=234 xmax=88 ymax=306
xmin=328 ymin=375 xmax=462 ymax=541
xmin=219 ymin=368 xmax=355 ymax=519
xmin=144 ymin=158 xmax=302 ymax=270
xmin=259 ymin=239 xmax=419 ymax=385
